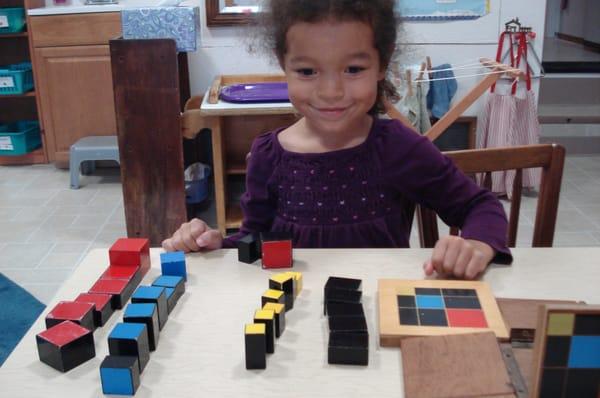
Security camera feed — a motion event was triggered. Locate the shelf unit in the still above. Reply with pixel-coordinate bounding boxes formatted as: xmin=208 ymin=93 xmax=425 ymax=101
xmin=0 ymin=0 xmax=46 ymax=165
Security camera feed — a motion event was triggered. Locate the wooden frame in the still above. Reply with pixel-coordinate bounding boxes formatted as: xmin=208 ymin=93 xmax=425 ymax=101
xmin=206 ymin=0 xmax=257 ymax=27
xmin=378 ymin=279 xmax=509 ymax=347
xmin=530 ymin=304 xmax=600 ymax=398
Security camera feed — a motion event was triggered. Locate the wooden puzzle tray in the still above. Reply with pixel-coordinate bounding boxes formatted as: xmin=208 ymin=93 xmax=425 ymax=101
xmin=378 ymin=279 xmax=509 ymax=346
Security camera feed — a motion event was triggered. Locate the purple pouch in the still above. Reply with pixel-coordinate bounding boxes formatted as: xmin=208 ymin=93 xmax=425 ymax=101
xmin=219 ymin=82 xmax=289 ymax=103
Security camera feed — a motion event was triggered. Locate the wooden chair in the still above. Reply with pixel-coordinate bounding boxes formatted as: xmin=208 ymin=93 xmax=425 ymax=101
xmin=417 ymin=143 xmax=566 ymax=248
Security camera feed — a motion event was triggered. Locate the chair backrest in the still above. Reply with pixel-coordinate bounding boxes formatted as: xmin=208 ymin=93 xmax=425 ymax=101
xmin=418 ymin=143 xmax=566 ymax=248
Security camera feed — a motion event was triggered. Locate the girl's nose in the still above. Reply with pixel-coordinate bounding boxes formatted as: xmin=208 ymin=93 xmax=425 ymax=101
xmin=317 ymin=74 xmax=344 ymax=101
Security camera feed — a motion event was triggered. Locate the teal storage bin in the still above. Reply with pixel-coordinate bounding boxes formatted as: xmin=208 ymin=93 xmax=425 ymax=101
xmin=0 ymin=121 xmax=41 ymax=156
xmin=0 ymin=62 xmax=34 ymax=95
xmin=0 ymin=8 xmax=26 ymax=34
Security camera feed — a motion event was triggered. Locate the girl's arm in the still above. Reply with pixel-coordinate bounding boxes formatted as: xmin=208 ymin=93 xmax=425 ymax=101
xmin=384 ymin=121 xmax=512 ymax=269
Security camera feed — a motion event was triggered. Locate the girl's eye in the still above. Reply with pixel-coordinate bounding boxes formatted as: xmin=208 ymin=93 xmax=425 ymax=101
xmin=296 ymin=68 xmax=316 ymax=76
xmin=346 ymin=66 xmax=366 ymax=74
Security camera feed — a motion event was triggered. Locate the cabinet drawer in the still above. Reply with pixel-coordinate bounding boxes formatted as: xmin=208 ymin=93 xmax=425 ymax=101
xmin=30 ymin=12 xmax=121 ymax=47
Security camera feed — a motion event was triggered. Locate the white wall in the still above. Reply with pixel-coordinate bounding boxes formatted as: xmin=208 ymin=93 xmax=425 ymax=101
xmin=583 ymin=1 xmax=600 ymax=43
xmin=188 ymin=0 xmax=547 ymax=116
xmin=545 ymin=0 xmax=561 ymax=37
xmin=559 ymin=0 xmax=585 ymax=38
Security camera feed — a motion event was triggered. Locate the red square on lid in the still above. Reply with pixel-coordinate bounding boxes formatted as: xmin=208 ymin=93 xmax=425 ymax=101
xmin=102 ymin=265 xmax=140 ymax=281
xmin=75 ymin=293 xmax=112 ymax=311
xmin=447 ymin=309 xmax=489 ymax=328
xmin=37 ymin=320 xmax=91 ymax=347
xmin=89 ymin=278 xmax=129 ymax=295
xmin=47 ymin=301 xmax=95 ymax=321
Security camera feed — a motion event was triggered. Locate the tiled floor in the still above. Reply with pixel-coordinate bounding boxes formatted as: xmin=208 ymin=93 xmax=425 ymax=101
xmin=1 ymin=155 xmax=600 ymax=304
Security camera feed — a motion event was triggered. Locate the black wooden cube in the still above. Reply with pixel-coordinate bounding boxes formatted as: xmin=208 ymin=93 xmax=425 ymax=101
xmin=261 ymin=289 xmax=285 ymax=310
xmin=287 ymin=271 xmax=303 ymax=298
xmin=325 ymin=276 xmax=362 ymax=292
xmin=326 ymin=302 xmax=365 ymax=318
xmin=244 ymin=323 xmax=267 ymax=370
xmin=263 ymin=302 xmax=286 ymax=338
xmin=324 ymin=288 xmax=363 ymax=315
xmin=328 ymin=332 xmax=369 ymax=366
xmin=237 ymin=233 xmax=262 ymax=264
xmin=254 ymin=309 xmax=276 ymax=354
xmin=269 ymin=272 xmax=295 ymax=311
xmin=36 ymin=320 xmax=96 ymax=372
xmin=328 ymin=316 xmax=368 ymax=334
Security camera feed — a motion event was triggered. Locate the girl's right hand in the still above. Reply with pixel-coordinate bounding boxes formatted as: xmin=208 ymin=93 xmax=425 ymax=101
xmin=161 ymin=218 xmax=223 ymax=253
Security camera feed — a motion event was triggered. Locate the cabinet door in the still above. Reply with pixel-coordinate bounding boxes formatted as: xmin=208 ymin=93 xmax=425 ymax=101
xmin=34 ymin=45 xmax=116 ymax=164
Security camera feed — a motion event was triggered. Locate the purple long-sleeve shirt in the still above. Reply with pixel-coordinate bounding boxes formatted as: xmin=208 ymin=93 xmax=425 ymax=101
xmin=223 ymin=117 xmax=512 ymax=263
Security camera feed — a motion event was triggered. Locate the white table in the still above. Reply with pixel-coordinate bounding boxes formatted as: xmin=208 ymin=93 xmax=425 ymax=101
xmin=1 ymin=248 xmax=599 ymax=397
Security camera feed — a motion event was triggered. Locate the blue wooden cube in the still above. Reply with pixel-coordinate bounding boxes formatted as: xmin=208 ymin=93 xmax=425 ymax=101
xmin=160 ymin=251 xmax=187 ymax=281
xmin=131 ymin=286 xmax=169 ymax=330
xmin=100 ymin=355 xmax=140 ymax=396
xmin=152 ymin=275 xmax=185 ymax=313
xmin=108 ymin=323 xmax=150 ymax=373
xmin=123 ymin=303 xmax=159 ymax=351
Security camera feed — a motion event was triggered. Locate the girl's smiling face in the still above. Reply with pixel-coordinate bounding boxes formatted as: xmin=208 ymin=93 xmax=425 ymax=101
xmin=282 ymin=20 xmax=385 ymax=137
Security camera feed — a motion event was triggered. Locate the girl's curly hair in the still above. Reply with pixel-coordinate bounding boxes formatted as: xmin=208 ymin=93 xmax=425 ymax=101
xmin=257 ymin=0 xmax=400 ymax=115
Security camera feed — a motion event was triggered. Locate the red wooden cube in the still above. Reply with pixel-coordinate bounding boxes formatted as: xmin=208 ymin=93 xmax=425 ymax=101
xmin=37 ymin=320 xmax=96 ymax=372
xmin=75 ymin=293 xmax=114 ymax=327
xmin=89 ymin=278 xmax=136 ymax=309
xmin=109 ymin=238 xmax=150 ymax=276
xmin=261 ymin=233 xmax=293 ymax=269
xmin=102 ymin=265 xmax=142 ymax=287
xmin=45 ymin=301 xmax=95 ymax=331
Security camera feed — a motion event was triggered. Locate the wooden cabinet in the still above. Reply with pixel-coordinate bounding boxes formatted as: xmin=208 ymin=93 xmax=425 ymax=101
xmin=0 ymin=0 xmax=46 ymax=166
xmin=34 ymin=45 xmax=116 ymax=164
xmin=29 ymin=11 xmax=121 ymax=166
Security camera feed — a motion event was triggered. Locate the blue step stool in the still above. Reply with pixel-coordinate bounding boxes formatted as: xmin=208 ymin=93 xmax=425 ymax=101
xmin=69 ymin=136 xmax=120 ymax=189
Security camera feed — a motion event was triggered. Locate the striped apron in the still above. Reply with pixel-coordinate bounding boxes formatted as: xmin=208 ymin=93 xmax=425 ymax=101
xmin=478 ymin=31 xmax=541 ymax=198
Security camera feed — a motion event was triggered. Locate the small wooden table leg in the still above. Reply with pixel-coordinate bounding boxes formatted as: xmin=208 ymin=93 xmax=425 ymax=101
xmin=208 ymin=116 xmax=227 ymax=235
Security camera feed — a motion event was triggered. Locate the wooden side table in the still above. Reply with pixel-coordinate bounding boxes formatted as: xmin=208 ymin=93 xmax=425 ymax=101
xmin=200 ymin=74 xmax=298 ymax=234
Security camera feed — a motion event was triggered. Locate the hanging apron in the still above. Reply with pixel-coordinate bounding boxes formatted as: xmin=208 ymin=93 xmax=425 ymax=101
xmin=478 ymin=31 xmax=541 ymax=198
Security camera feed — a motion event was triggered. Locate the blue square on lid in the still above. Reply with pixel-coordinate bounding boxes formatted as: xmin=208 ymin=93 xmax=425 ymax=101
xmin=109 ymin=323 xmax=146 ymax=340
xmin=153 ymin=275 xmax=184 ymax=288
xmin=132 ymin=285 xmax=165 ymax=300
xmin=160 ymin=251 xmax=187 ymax=281
xmin=124 ymin=303 xmax=156 ymax=318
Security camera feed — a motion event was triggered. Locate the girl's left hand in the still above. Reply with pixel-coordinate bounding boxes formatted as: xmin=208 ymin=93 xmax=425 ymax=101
xmin=423 ymin=236 xmax=495 ymax=280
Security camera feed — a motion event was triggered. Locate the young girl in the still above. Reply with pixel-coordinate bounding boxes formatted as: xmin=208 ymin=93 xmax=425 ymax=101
xmin=163 ymin=0 xmax=512 ymax=279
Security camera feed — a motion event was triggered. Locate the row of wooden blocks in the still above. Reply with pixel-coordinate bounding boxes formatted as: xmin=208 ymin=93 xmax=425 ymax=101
xmin=36 ymin=238 xmax=151 ymax=373
xmin=245 ymin=271 xmax=303 ymax=369
xmin=237 ymin=232 xmax=293 ymax=268
xmin=324 ymin=277 xmax=369 ymax=366
xmin=99 ymin=253 xmax=187 ymax=396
